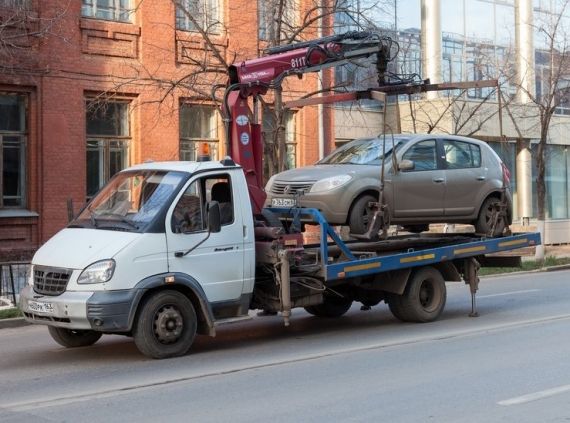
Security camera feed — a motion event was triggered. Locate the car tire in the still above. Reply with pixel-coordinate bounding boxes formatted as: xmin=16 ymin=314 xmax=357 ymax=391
xmin=348 ymin=194 xmax=377 ymax=234
xmin=47 ymin=326 xmax=102 ymax=348
xmin=386 ymin=267 xmax=446 ymax=323
xmin=133 ymin=290 xmax=197 ymax=359
xmin=475 ymin=196 xmax=506 ymax=237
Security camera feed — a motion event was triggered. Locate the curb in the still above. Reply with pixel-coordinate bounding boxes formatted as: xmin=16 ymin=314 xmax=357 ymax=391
xmin=480 ymin=264 xmax=570 ymax=279
xmin=0 ymin=317 xmax=29 ymax=330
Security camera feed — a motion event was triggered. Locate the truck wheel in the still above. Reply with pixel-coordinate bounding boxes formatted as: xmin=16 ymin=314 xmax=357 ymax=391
xmin=48 ymin=326 xmax=102 ymax=348
xmin=348 ymin=194 xmax=377 ymax=234
xmin=475 ymin=196 xmax=505 ymax=237
xmin=387 ymin=267 xmax=446 ymax=323
xmin=133 ymin=290 xmax=197 ymax=359
xmin=305 ymin=296 xmax=352 ymax=318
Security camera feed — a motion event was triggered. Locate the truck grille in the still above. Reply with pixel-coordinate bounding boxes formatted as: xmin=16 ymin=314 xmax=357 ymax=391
xmin=33 ymin=266 xmax=72 ymax=296
xmin=270 ymin=181 xmax=315 ymax=195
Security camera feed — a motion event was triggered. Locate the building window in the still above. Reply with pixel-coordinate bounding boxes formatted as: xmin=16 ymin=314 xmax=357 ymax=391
xmin=179 ymin=104 xmax=219 ymax=161
xmin=262 ymin=107 xmax=297 ymax=169
xmin=86 ymin=101 xmax=130 ymax=198
xmin=0 ymin=94 xmax=26 ymax=208
xmin=176 ymin=0 xmax=221 ymax=32
xmin=81 ymin=0 xmax=132 ymax=23
xmin=258 ymin=0 xmax=298 ymax=41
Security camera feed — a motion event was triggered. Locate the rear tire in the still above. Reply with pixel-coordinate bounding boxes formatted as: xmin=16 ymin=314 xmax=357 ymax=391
xmin=475 ymin=196 xmax=506 ymax=237
xmin=387 ymin=266 xmax=446 ymax=323
xmin=305 ymin=296 xmax=352 ymax=318
xmin=48 ymin=327 xmax=102 ymax=348
xmin=348 ymin=194 xmax=377 ymax=234
xmin=133 ymin=290 xmax=197 ymax=359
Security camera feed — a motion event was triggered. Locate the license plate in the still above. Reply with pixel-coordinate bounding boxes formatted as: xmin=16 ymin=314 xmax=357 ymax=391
xmin=271 ymin=198 xmax=296 ymax=207
xmin=28 ymin=300 xmax=55 ymax=314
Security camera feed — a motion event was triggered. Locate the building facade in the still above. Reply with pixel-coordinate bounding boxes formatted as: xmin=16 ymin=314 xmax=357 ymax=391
xmin=0 ymin=0 xmax=330 ymax=259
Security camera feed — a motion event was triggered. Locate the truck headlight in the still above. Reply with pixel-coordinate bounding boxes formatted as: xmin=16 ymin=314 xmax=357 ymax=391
xmin=310 ymin=175 xmax=352 ymax=193
xmin=78 ymin=260 xmax=115 ymax=284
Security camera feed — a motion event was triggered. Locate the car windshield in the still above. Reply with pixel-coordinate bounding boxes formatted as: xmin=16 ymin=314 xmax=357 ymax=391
xmin=318 ymin=136 xmax=411 ymax=165
xmin=73 ymin=170 xmax=186 ymax=232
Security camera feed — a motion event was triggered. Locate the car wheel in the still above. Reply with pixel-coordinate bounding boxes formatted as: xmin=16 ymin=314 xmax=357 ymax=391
xmin=386 ymin=267 xmax=446 ymax=323
xmin=348 ymin=194 xmax=377 ymax=234
xmin=48 ymin=327 xmax=102 ymax=348
xmin=475 ymin=196 xmax=506 ymax=237
xmin=133 ymin=290 xmax=197 ymax=359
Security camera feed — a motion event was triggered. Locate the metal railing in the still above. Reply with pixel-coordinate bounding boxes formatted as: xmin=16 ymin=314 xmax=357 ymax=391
xmin=0 ymin=262 xmax=31 ymax=307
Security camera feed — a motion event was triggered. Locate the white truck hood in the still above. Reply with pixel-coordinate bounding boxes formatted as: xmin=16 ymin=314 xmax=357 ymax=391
xmin=33 ymin=228 xmax=140 ymax=270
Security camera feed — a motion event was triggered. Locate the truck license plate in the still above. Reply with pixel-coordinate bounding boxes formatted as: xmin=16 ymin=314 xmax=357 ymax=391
xmin=28 ymin=300 xmax=55 ymax=314
xmin=271 ymin=198 xmax=296 ymax=207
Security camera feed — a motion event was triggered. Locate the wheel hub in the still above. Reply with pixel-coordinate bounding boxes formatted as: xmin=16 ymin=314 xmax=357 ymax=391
xmin=153 ymin=305 xmax=184 ymax=344
xmin=419 ymin=281 xmax=435 ymax=309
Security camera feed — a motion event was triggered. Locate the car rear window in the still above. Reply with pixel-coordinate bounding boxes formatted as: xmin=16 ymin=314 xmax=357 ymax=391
xmin=443 ymin=140 xmax=481 ymax=169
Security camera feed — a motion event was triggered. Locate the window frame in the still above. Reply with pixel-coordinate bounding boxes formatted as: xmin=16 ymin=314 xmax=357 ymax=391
xmin=401 ymin=139 xmax=440 ymax=172
xmin=442 ymin=139 xmax=482 ymax=170
xmin=81 ymin=0 xmax=133 ymax=23
xmin=85 ymin=99 xmax=131 ymax=199
xmin=0 ymin=93 xmax=27 ymax=209
xmin=176 ymin=0 xmax=222 ymax=33
xmin=179 ymin=103 xmax=219 ymax=161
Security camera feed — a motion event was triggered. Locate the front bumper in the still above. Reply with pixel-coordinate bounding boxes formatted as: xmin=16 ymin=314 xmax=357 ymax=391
xmin=20 ymin=285 xmax=141 ymax=332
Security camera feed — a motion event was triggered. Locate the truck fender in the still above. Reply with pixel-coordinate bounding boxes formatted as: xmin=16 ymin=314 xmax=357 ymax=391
xmin=132 ymin=273 xmax=216 ymax=337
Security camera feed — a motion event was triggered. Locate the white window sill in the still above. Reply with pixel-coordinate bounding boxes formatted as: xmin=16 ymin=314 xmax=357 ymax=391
xmin=0 ymin=209 xmax=39 ymax=218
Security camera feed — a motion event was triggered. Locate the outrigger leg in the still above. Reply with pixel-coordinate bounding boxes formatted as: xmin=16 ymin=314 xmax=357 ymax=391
xmin=464 ymin=258 xmax=481 ymax=317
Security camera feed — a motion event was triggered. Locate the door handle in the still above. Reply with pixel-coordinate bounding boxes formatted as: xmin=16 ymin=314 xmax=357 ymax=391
xmin=476 ymin=176 xmax=486 ymax=181
xmin=432 ymin=178 xmax=445 ymax=183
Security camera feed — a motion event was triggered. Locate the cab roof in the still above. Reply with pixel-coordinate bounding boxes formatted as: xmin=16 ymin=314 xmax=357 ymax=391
xmin=124 ymin=159 xmax=239 ymax=174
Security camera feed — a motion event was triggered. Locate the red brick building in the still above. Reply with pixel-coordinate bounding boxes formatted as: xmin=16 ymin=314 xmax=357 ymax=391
xmin=0 ymin=0 xmax=334 ymax=260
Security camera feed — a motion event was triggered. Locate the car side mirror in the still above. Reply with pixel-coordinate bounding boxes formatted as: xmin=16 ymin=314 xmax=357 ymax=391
xmin=207 ymin=201 xmax=221 ymax=233
xmin=398 ymin=159 xmax=415 ymax=171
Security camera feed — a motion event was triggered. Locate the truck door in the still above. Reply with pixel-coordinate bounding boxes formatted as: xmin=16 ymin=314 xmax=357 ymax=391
xmin=390 ymin=139 xmax=445 ymax=218
xmin=166 ymin=172 xmax=245 ymax=303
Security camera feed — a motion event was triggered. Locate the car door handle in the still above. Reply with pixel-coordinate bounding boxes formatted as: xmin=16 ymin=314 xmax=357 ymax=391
xmin=432 ymin=178 xmax=445 ymax=183
xmin=476 ymin=176 xmax=486 ymax=181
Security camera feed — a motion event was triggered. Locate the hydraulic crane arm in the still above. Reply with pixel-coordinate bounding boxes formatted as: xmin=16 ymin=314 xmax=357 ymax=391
xmin=222 ymin=31 xmax=396 ymax=214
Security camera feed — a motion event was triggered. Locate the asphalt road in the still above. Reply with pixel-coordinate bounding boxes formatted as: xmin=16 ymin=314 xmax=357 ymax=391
xmin=1 ymin=270 xmax=570 ymax=422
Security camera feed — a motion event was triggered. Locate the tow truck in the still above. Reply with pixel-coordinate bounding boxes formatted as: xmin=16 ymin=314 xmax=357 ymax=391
xmin=19 ymin=31 xmax=541 ymax=359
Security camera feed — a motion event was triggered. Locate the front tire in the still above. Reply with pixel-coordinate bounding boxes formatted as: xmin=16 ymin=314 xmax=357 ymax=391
xmin=48 ymin=326 xmax=102 ymax=348
xmin=387 ymin=266 xmax=446 ymax=323
xmin=133 ymin=290 xmax=197 ymax=359
xmin=348 ymin=194 xmax=377 ymax=234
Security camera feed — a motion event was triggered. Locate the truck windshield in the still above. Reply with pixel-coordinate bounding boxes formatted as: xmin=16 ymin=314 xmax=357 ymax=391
xmin=74 ymin=170 xmax=186 ymax=231
xmin=318 ymin=136 xmax=411 ymax=165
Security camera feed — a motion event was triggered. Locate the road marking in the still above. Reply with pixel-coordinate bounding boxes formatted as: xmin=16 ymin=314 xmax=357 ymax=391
xmin=478 ymin=289 xmax=541 ymax=299
xmin=498 ymin=384 xmax=570 ymax=406
xmin=4 ymin=313 xmax=570 ymax=413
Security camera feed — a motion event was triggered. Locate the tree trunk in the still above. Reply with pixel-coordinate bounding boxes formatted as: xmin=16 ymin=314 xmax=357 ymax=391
xmin=534 ymin=113 xmax=551 ymax=261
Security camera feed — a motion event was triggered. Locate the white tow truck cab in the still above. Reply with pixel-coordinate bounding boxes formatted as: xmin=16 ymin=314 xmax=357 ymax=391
xmin=21 ymin=158 xmax=259 ymax=358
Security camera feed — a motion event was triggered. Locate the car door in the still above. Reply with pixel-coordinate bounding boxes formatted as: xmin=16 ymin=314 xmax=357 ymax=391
xmin=166 ymin=172 xmax=245 ymax=303
xmin=441 ymin=139 xmax=486 ymax=216
xmin=389 ymin=139 xmax=445 ymax=218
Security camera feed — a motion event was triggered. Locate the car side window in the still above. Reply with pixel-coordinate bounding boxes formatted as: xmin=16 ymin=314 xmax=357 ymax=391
xmin=402 ymin=140 xmax=437 ymax=171
xmin=444 ymin=140 xmax=481 ymax=169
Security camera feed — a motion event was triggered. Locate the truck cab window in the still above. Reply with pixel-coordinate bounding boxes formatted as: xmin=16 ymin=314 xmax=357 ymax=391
xmin=171 ymin=181 xmax=204 ymax=233
xmin=207 ymin=177 xmax=234 ymax=225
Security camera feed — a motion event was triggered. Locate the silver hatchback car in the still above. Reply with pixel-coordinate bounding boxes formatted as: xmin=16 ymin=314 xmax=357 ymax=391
xmin=265 ymin=134 xmax=512 ymax=235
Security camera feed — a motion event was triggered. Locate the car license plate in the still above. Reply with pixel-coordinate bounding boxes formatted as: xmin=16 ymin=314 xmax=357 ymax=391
xmin=271 ymin=198 xmax=296 ymax=207
xmin=28 ymin=300 xmax=55 ymax=314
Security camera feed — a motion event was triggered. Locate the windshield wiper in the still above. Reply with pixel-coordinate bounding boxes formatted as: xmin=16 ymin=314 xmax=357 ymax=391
xmin=96 ymin=212 xmax=140 ymax=230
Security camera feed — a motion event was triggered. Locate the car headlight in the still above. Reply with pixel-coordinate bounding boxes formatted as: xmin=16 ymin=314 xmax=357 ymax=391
xmin=310 ymin=175 xmax=352 ymax=193
xmin=77 ymin=260 xmax=116 ymax=284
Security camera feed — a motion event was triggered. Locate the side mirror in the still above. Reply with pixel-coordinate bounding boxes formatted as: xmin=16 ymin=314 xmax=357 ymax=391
xmin=398 ymin=159 xmax=415 ymax=171
xmin=207 ymin=201 xmax=221 ymax=233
